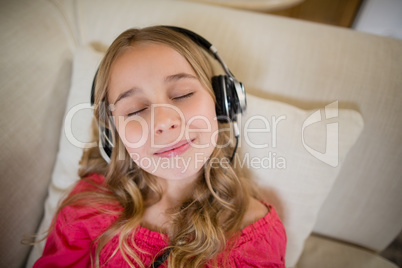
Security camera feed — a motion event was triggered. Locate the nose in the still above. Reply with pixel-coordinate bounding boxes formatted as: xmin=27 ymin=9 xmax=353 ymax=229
xmin=152 ymin=105 xmax=182 ymax=135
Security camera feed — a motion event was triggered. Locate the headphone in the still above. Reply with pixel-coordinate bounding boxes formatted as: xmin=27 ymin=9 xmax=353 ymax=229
xmin=91 ymin=26 xmax=246 ymax=163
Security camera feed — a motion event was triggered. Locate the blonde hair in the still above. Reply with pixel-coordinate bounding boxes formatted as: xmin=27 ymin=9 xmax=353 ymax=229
xmin=66 ymin=26 xmax=255 ymax=267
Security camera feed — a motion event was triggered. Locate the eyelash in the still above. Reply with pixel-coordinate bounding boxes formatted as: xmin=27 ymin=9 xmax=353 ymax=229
xmin=127 ymin=92 xmax=194 ymax=117
xmin=173 ymin=92 xmax=194 ymax=100
xmin=127 ymin=107 xmax=147 ymax=117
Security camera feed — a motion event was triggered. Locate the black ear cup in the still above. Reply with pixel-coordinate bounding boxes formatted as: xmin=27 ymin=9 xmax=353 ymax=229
xmin=212 ymin=75 xmax=227 ymax=122
xmin=223 ymin=76 xmax=241 ymax=120
xmin=97 ymin=103 xmax=114 ymax=163
xmin=212 ymin=75 xmax=240 ymax=123
xmin=99 ymin=126 xmax=113 ymax=163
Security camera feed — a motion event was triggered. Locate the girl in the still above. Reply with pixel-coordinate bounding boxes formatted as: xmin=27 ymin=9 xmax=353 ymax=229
xmin=34 ymin=26 xmax=286 ymax=267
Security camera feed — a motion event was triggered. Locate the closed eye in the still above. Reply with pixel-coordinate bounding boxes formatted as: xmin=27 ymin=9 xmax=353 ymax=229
xmin=127 ymin=92 xmax=194 ymax=116
xmin=128 ymin=107 xmax=147 ymax=117
xmin=172 ymin=92 xmax=194 ymax=100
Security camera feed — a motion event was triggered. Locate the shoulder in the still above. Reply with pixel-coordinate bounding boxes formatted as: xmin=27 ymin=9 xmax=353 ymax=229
xmin=231 ymin=199 xmax=287 ymax=266
xmin=240 ymin=199 xmax=286 ymax=240
xmin=240 ymin=198 xmax=286 ymax=240
xmin=56 ymin=173 xmax=120 ymax=236
xmin=241 ymin=197 xmax=270 ymax=228
xmin=35 ymin=174 xmax=122 ymax=267
xmin=70 ymin=173 xmax=107 ymax=194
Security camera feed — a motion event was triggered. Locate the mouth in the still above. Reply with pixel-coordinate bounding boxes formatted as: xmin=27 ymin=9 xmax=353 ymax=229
xmin=154 ymin=138 xmax=195 ymax=158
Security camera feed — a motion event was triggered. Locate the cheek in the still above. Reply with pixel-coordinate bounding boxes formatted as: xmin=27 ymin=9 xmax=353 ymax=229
xmin=184 ymin=94 xmax=218 ymax=142
xmin=115 ymin=117 xmax=150 ymax=153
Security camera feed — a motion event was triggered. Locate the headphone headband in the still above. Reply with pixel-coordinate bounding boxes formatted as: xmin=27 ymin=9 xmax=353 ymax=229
xmin=165 ymin=26 xmax=238 ymax=82
xmin=165 ymin=26 xmax=214 ymax=54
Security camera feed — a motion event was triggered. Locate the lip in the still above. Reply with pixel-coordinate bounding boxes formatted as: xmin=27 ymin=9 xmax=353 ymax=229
xmin=154 ymin=139 xmax=195 ymax=158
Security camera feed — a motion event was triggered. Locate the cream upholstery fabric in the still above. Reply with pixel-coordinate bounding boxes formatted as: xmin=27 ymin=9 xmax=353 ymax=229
xmin=240 ymin=95 xmax=363 ymax=264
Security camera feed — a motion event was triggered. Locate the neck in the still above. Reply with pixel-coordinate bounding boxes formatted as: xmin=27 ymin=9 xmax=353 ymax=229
xmin=157 ymin=172 xmax=201 ymax=208
xmin=141 ymin=172 xmax=202 ymax=233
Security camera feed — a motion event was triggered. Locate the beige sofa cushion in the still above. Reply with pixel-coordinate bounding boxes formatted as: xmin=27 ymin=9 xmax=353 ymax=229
xmin=240 ymin=95 xmax=363 ymax=264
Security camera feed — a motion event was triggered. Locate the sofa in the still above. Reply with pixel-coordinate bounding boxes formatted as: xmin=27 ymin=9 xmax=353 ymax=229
xmin=1 ymin=0 xmax=401 ymax=267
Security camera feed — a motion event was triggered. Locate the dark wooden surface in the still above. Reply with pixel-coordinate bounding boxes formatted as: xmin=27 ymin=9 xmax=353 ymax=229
xmin=267 ymin=0 xmax=364 ymax=28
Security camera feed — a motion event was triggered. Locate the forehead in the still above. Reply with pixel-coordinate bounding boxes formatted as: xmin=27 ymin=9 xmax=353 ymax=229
xmin=111 ymin=42 xmax=193 ymax=76
xmin=108 ymin=43 xmax=196 ymax=101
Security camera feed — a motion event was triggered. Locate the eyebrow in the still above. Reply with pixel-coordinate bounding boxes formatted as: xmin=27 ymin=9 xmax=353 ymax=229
xmin=113 ymin=73 xmax=198 ymax=106
xmin=165 ymin=72 xmax=198 ymax=83
xmin=113 ymin=88 xmax=139 ymax=106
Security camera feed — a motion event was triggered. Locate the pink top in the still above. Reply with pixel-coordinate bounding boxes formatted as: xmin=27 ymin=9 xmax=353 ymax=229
xmin=34 ymin=173 xmax=286 ymax=267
